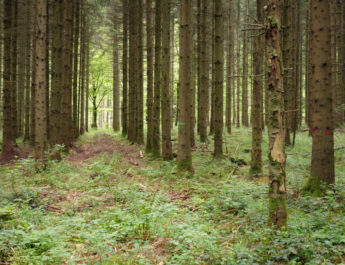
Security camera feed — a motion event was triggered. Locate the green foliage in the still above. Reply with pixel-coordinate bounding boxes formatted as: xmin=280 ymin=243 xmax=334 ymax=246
xmin=0 ymin=129 xmax=344 ymax=264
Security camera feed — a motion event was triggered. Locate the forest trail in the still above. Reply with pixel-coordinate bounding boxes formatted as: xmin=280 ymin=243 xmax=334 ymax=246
xmin=68 ymin=133 xmax=144 ymax=167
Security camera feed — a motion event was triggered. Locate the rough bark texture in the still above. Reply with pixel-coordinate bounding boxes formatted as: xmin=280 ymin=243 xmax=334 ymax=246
xmin=34 ymin=0 xmax=47 ymax=164
xmin=241 ymin=0 xmax=249 ymax=127
xmin=61 ymin=0 xmax=73 ymax=147
xmin=146 ymin=0 xmax=154 ymax=151
xmin=266 ymin=0 xmax=287 ymax=228
xmin=226 ymin=0 xmax=233 ymax=134
xmin=199 ymin=0 xmax=209 ymax=142
xmin=304 ymin=0 xmax=335 ymax=195
xmin=112 ymin=8 xmax=120 ymax=132
xmin=236 ymin=0 xmax=240 ymax=128
xmin=1 ymin=0 xmax=15 ymax=160
xmin=152 ymin=0 xmax=162 ymax=156
xmin=250 ymin=0 xmax=263 ymax=177
xmin=161 ymin=0 xmax=173 ymax=160
xmin=72 ymin=0 xmax=80 ymax=137
xmin=122 ymin=0 xmax=128 ymax=136
xmin=11 ymin=0 xmax=18 ymax=139
xmin=213 ymin=0 xmax=223 ymax=158
xmin=177 ymin=0 xmax=193 ymax=173
xmin=50 ymin=0 xmax=63 ymax=146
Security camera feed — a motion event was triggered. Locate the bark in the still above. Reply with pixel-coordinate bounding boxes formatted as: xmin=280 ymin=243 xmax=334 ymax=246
xmin=128 ymin=0 xmax=137 ymax=143
xmin=50 ymin=0 xmax=63 ymax=146
xmin=1 ymin=0 xmax=15 ymax=160
xmin=250 ymin=0 xmax=263 ymax=176
xmin=341 ymin=1 xmax=345 ymax=122
xmin=213 ymin=0 xmax=223 ymax=158
xmin=226 ymin=0 xmax=233 ymax=134
xmin=177 ymin=0 xmax=193 ymax=173
xmin=146 ymin=0 xmax=153 ymax=151
xmin=30 ymin=0 xmax=37 ymax=146
xmin=34 ymin=0 xmax=47 ymax=164
xmin=241 ymin=0 xmax=249 ymax=127
xmin=152 ymin=0 xmax=162 ymax=156
xmin=112 ymin=8 xmax=120 ymax=132
xmin=199 ymin=0 xmax=210 ymax=142
xmin=72 ymin=0 xmax=80 ymax=137
xmin=11 ymin=0 xmax=18 ymax=139
xmin=85 ymin=20 xmax=90 ymax=132
xmin=266 ymin=0 xmax=287 ymax=228
xmin=161 ymin=0 xmax=172 ymax=160
xmin=136 ymin=0 xmax=144 ymax=144
xmin=79 ymin=4 xmax=86 ymax=135
xmin=304 ymin=0 xmax=334 ymax=195
xmin=61 ymin=0 xmax=73 ymax=147
xmin=236 ymin=0 xmax=240 ymax=128
xmin=122 ymin=0 xmax=128 ymax=136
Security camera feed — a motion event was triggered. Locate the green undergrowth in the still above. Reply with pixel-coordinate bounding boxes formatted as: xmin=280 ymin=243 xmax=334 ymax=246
xmin=0 ymin=128 xmax=345 ymax=264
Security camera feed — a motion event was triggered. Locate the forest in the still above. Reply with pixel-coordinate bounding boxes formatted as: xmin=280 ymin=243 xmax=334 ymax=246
xmin=0 ymin=0 xmax=345 ymax=264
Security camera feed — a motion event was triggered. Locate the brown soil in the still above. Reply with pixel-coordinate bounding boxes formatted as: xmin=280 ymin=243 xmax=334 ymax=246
xmin=68 ymin=133 xmax=144 ymax=167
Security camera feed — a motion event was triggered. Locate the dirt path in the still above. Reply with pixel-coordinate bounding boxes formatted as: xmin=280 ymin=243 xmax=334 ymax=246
xmin=68 ymin=133 xmax=144 ymax=167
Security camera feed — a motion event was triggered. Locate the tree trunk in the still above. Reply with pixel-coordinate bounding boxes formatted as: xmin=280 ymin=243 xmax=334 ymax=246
xmin=50 ymin=0 xmax=63 ymax=146
xmin=161 ymin=0 xmax=172 ymax=160
xmin=146 ymin=0 xmax=153 ymax=151
xmin=152 ymin=0 xmax=162 ymax=156
xmin=213 ymin=0 xmax=223 ymax=158
xmin=1 ymin=0 xmax=15 ymax=160
xmin=72 ymin=0 xmax=80 ymax=137
xmin=266 ymin=0 xmax=287 ymax=228
xmin=250 ymin=0 xmax=263 ymax=177
xmin=226 ymin=0 xmax=233 ymax=134
xmin=122 ymin=0 xmax=128 ymax=136
xmin=61 ymin=0 xmax=73 ymax=148
xmin=112 ymin=7 xmax=120 ymax=132
xmin=304 ymin=0 xmax=334 ymax=195
xmin=241 ymin=0 xmax=249 ymax=127
xmin=79 ymin=4 xmax=86 ymax=135
xmin=177 ymin=0 xmax=193 ymax=173
xmin=236 ymin=0 xmax=240 ymax=128
xmin=34 ymin=0 xmax=47 ymax=164
xmin=30 ymin=0 xmax=37 ymax=146
xmin=199 ymin=0 xmax=210 ymax=142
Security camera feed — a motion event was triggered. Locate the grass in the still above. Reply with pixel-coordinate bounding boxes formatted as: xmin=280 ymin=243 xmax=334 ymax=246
xmin=0 ymin=127 xmax=345 ymax=264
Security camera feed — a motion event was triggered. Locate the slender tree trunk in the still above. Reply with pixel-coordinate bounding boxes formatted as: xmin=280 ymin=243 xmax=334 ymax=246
xmin=241 ymin=0 xmax=249 ymax=127
xmin=34 ymin=0 xmax=47 ymax=164
xmin=161 ymin=0 xmax=172 ymax=160
xmin=236 ymin=0 xmax=240 ymax=128
xmin=177 ymin=0 xmax=193 ymax=173
xmin=226 ymin=0 xmax=233 ymax=134
xmin=199 ymin=0 xmax=210 ymax=142
xmin=213 ymin=0 xmax=223 ymax=158
xmin=122 ymin=0 xmax=128 ymax=136
xmin=50 ymin=0 xmax=63 ymax=146
xmin=305 ymin=3 xmax=311 ymax=131
xmin=61 ymin=0 xmax=73 ymax=147
xmin=266 ymin=0 xmax=287 ymax=228
xmin=30 ymin=1 xmax=37 ymax=146
xmin=72 ymin=0 xmax=80 ymax=137
xmin=11 ymin=0 xmax=18 ymax=139
xmin=250 ymin=0 xmax=263 ymax=177
xmin=152 ymin=0 xmax=162 ymax=156
xmin=112 ymin=8 xmax=120 ymax=132
xmin=136 ymin=0 xmax=144 ymax=144
xmin=85 ymin=19 xmax=90 ymax=132
xmin=79 ymin=4 xmax=86 ymax=135
xmin=304 ymin=0 xmax=334 ymax=194
xmin=341 ymin=1 xmax=345 ymax=122
xmin=146 ymin=0 xmax=153 ymax=151
xmin=1 ymin=0 xmax=15 ymax=160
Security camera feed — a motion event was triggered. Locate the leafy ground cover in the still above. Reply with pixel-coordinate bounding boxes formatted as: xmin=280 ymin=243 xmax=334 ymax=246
xmin=0 ymin=128 xmax=345 ymax=264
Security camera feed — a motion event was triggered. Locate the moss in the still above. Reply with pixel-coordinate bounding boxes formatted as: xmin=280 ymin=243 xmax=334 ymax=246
xmin=268 ymin=15 xmax=278 ymax=28
xmin=302 ymin=173 xmax=324 ymax=197
xmin=177 ymin=159 xmax=193 ymax=174
xmin=250 ymin=165 xmax=262 ymax=177
xmin=268 ymin=195 xmax=287 ymax=228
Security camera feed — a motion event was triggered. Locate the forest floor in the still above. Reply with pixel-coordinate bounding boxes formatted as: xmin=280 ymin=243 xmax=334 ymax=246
xmin=1 ymin=128 xmax=345 ymax=264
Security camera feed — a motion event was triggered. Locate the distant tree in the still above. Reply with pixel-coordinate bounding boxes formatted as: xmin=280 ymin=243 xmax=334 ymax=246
xmin=112 ymin=5 xmax=120 ymax=132
xmin=122 ymin=0 xmax=128 ymax=136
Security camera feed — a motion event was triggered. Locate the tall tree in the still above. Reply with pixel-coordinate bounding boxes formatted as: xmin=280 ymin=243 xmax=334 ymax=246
xmin=226 ymin=0 xmax=233 ymax=134
xmin=112 ymin=6 xmax=120 ymax=132
xmin=122 ymin=0 xmax=128 ymax=136
xmin=303 ymin=0 xmax=334 ymax=195
xmin=61 ymin=0 xmax=73 ymax=147
xmin=152 ymin=0 xmax=162 ymax=156
xmin=72 ymin=0 xmax=80 ymax=136
xmin=146 ymin=0 xmax=154 ymax=151
xmin=34 ymin=0 xmax=47 ymax=164
xmin=161 ymin=0 xmax=173 ymax=160
xmin=266 ymin=0 xmax=287 ymax=228
xmin=50 ymin=0 xmax=63 ymax=146
xmin=236 ymin=0 xmax=240 ymax=128
xmin=199 ymin=0 xmax=210 ymax=142
xmin=213 ymin=0 xmax=223 ymax=158
xmin=1 ymin=0 xmax=15 ymax=160
xmin=177 ymin=0 xmax=193 ymax=172
xmin=241 ymin=0 xmax=249 ymax=127
xmin=250 ymin=0 xmax=263 ymax=176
